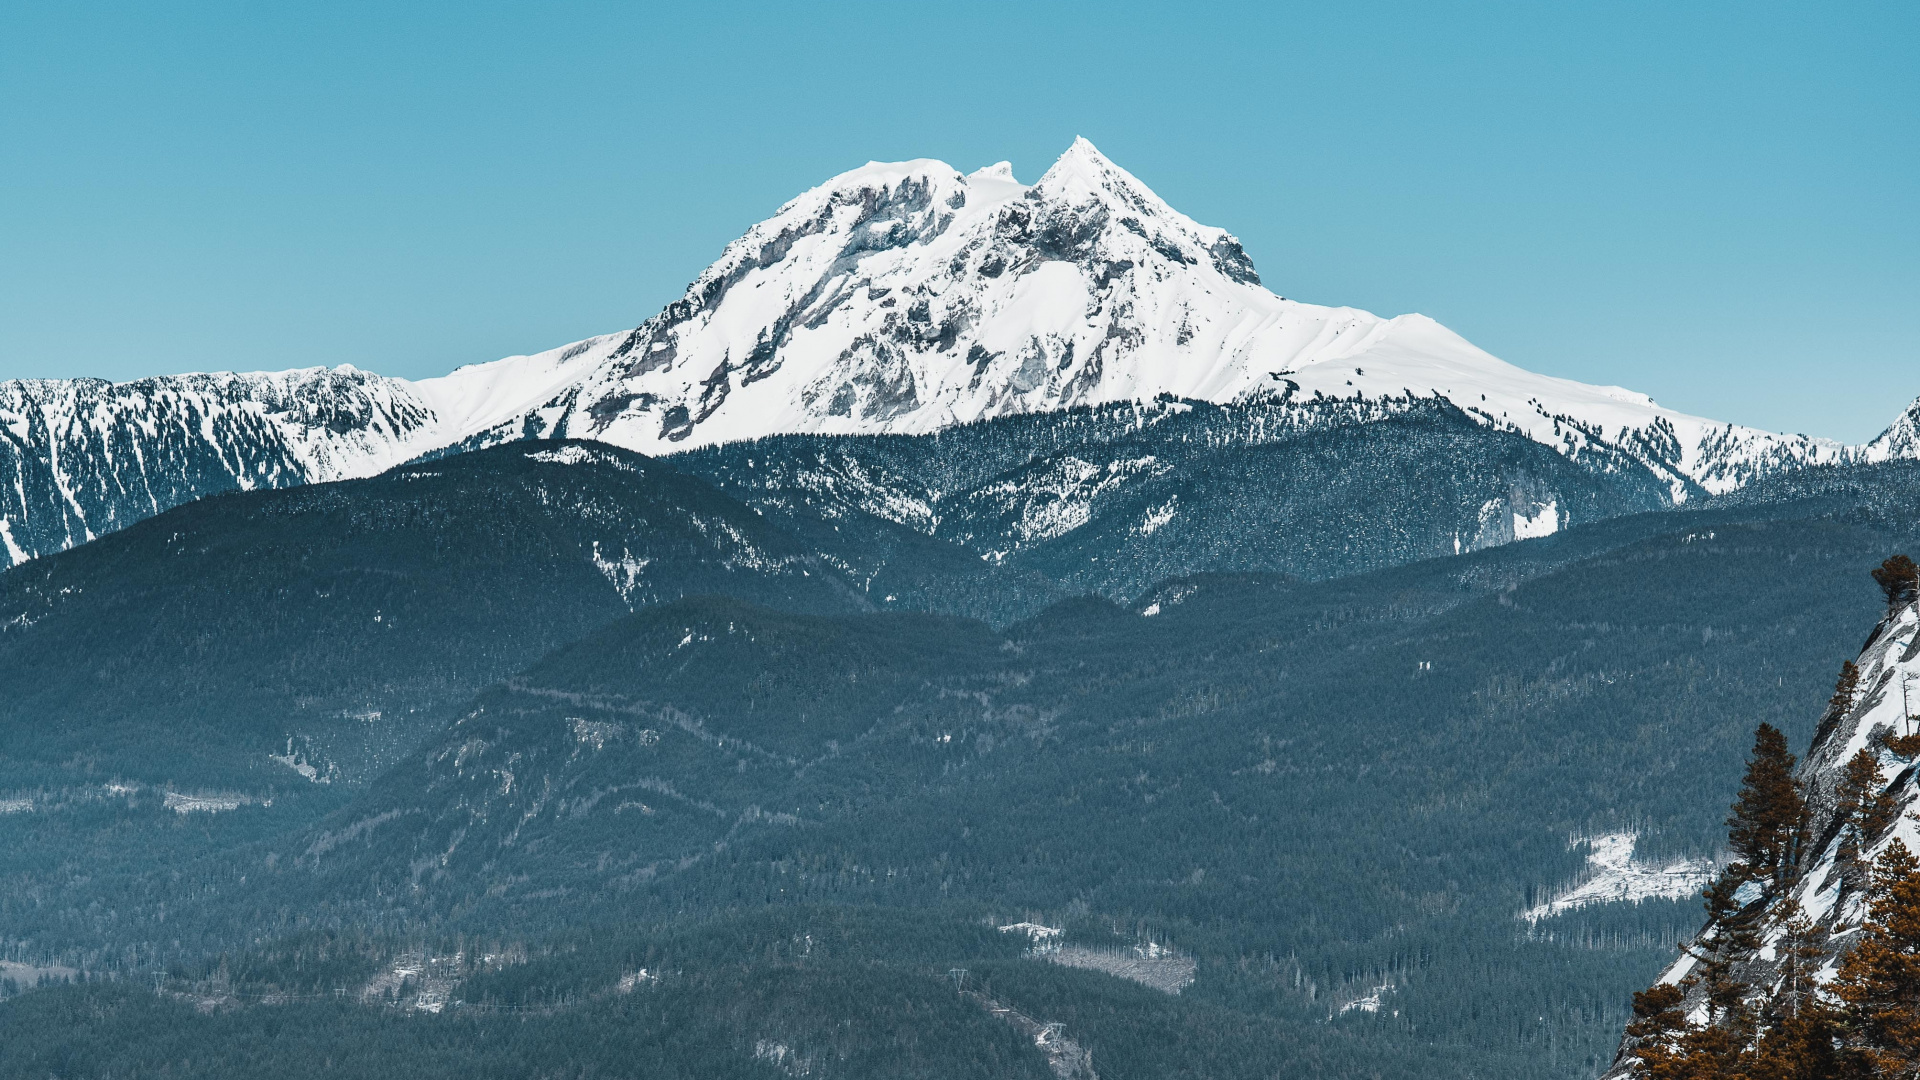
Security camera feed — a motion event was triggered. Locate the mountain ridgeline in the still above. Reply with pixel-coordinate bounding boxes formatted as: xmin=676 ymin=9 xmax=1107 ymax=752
xmin=4 ymin=139 xmax=1920 ymax=1080
xmin=6 ymin=139 xmax=1920 ymax=571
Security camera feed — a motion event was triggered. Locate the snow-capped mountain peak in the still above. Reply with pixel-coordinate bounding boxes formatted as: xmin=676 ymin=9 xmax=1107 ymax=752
xmin=1026 ymin=136 xmax=1262 ymax=286
xmin=2 ymin=138 xmax=1915 ymax=567
xmin=456 ymin=137 xmax=1868 ymax=499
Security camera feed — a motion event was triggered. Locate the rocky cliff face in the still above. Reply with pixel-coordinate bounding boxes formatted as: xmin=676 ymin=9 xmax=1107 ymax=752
xmin=0 ymin=368 xmax=432 ymax=564
xmin=1605 ymin=587 xmax=1920 ymax=1077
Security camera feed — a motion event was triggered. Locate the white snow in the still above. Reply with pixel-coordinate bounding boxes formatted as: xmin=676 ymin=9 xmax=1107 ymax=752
xmin=1338 ymin=983 xmax=1397 ymax=1015
xmin=591 ymin=541 xmax=651 ymax=603
xmin=476 ymin=129 xmax=1872 ymax=497
xmin=615 ymin=969 xmax=658 ymax=993
xmin=1136 ymin=498 xmax=1179 ymax=537
xmin=1522 ymin=832 xmax=1716 ymax=922
xmin=1512 ymin=498 xmax=1559 ymax=540
xmin=526 ymin=444 xmax=634 ymax=470
xmin=999 ymin=921 xmax=1064 ymax=942
xmin=163 ymin=792 xmax=254 ymax=814
xmin=568 ymin=717 xmax=624 ymax=750
xmin=268 ymin=752 xmax=322 ymax=783
xmin=6 ymin=139 xmax=1917 ymax=569
xmin=0 ymin=519 xmax=25 ymax=566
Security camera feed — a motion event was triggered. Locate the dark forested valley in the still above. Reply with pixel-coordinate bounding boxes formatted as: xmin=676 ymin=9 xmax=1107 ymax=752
xmin=3 ymin=429 xmax=1918 ymax=1079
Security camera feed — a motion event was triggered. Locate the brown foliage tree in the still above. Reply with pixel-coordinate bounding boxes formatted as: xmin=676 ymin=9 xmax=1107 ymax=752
xmin=1727 ymin=724 xmax=1807 ymax=891
xmin=1873 ymin=555 xmax=1919 ymax=610
xmin=1830 ymin=660 xmax=1862 ymax=723
xmin=1834 ymin=839 xmax=1920 ymax=1076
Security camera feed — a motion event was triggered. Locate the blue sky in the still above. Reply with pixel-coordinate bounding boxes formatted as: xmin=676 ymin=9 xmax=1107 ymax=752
xmin=2 ymin=1 xmax=1914 ymax=441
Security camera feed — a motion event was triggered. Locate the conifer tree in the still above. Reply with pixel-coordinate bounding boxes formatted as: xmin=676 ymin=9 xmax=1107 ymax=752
xmin=1873 ymin=554 xmax=1919 ymax=612
xmin=1726 ymin=724 xmax=1807 ymax=890
xmin=1836 ymin=750 xmax=1900 ymax=872
xmin=1624 ymin=982 xmax=1691 ymax=1078
xmin=1833 ymin=838 xmax=1920 ymax=1075
xmin=1828 ymin=660 xmax=1862 ymax=727
xmin=1749 ymin=1006 xmax=1863 ymax=1080
xmin=1749 ymin=902 xmax=1865 ymax=1080
xmin=1682 ymin=869 xmax=1760 ymax=1051
xmin=1769 ymin=903 xmax=1826 ymax=1024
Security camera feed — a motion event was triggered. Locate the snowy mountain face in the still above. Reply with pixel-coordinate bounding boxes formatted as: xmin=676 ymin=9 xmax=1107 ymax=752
xmin=0 ymin=351 xmax=603 ymax=565
xmin=0 ymin=369 xmax=432 ymax=564
xmin=3 ymin=138 xmax=1915 ymax=568
xmin=495 ymin=138 xmax=1880 ymax=497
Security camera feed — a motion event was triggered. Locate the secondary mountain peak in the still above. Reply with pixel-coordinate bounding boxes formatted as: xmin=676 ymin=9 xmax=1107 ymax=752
xmin=968 ymin=160 xmax=1019 ymax=183
xmin=1025 ymin=135 xmax=1263 ymax=287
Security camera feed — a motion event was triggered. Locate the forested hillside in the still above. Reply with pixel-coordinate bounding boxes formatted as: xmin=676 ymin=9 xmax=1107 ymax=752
xmin=4 ymin=450 xmax=1919 ymax=1078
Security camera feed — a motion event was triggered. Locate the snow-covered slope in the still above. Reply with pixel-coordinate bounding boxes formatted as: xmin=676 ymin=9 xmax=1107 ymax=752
xmin=491 ymin=138 xmax=1888 ymax=498
xmin=0 ymin=369 xmax=428 ymax=564
xmin=3 ymin=138 xmax=1915 ymax=567
xmin=1863 ymin=396 xmax=1920 ymax=464
xmin=0 ymin=353 xmax=606 ymax=564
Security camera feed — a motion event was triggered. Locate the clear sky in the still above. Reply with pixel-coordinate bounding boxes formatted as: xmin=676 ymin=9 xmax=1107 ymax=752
xmin=2 ymin=1 xmax=1914 ymax=442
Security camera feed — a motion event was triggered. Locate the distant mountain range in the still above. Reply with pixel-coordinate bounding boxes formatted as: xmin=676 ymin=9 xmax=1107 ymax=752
xmin=5 ymin=138 xmax=1918 ymax=566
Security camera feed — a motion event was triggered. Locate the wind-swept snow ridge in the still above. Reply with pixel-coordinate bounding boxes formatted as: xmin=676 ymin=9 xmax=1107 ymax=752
xmin=2 ymin=139 xmax=1914 ymax=566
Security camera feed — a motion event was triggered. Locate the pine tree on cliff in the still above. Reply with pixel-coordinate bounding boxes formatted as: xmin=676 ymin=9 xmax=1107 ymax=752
xmin=1626 ymin=982 xmax=1763 ymax=1080
xmin=1726 ymin=724 xmax=1807 ymax=891
xmin=1833 ymin=838 xmax=1920 ymax=1075
xmin=1767 ymin=903 xmax=1826 ymax=1024
xmin=1742 ymin=898 xmax=1869 ymax=1080
xmin=1836 ymin=749 xmax=1901 ymax=896
xmin=1633 ymin=724 xmax=1809 ymax=1077
xmin=1623 ymin=983 xmax=1693 ymax=1079
xmin=1824 ymin=660 xmax=1861 ymax=732
xmin=1749 ymin=1006 xmax=1864 ymax=1080
xmin=1690 ymin=870 xmax=1754 ymax=1023
xmin=1873 ymin=554 xmax=1919 ymax=612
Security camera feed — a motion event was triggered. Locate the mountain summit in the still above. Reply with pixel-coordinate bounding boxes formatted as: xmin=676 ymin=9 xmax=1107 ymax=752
xmin=3 ymin=139 xmax=1917 ymax=564
xmin=468 ymin=138 xmax=1901 ymax=492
